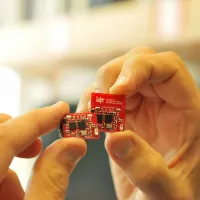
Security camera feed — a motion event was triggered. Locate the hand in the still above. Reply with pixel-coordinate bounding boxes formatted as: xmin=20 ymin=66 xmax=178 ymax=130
xmin=77 ymin=47 xmax=200 ymax=200
xmin=0 ymin=102 xmax=86 ymax=200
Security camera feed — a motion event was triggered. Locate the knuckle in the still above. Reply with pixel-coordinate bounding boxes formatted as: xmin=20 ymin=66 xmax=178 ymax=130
xmin=165 ymin=51 xmax=179 ymax=58
xmin=45 ymin=167 xmax=69 ymax=195
xmin=125 ymin=55 xmax=146 ymax=67
xmin=132 ymin=55 xmax=144 ymax=63
xmin=97 ymin=64 xmax=112 ymax=78
xmin=162 ymin=51 xmax=183 ymax=69
xmin=127 ymin=46 xmax=156 ymax=56
xmin=136 ymin=155 xmax=164 ymax=187
xmin=97 ymin=57 xmax=121 ymax=78
xmin=25 ymin=110 xmax=43 ymax=136
xmin=148 ymin=154 xmax=163 ymax=177
xmin=163 ymin=51 xmax=182 ymax=63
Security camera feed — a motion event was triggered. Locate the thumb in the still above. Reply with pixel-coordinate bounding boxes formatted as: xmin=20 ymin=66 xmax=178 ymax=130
xmin=105 ymin=131 xmax=192 ymax=200
xmin=24 ymin=138 xmax=86 ymax=200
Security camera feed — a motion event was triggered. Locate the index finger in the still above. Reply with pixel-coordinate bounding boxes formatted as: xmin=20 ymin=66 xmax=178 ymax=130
xmin=0 ymin=101 xmax=69 ymax=182
xmin=110 ymin=52 xmax=200 ymax=108
xmin=95 ymin=47 xmax=156 ymax=93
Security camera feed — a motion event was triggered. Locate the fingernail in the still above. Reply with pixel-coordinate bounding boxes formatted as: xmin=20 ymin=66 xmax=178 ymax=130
xmin=52 ymin=101 xmax=64 ymax=108
xmin=94 ymin=88 xmax=101 ymax=93
xmin=112 ymin=139 xmax=133 ymax=158
xmin=114 ymin=76 xmax=127 ymax=86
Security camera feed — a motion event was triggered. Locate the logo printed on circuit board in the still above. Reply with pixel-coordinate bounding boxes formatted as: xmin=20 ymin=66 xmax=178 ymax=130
xmin=106 ymin=98 xmax=123 ymax=105
xmin=96 ymin=97 xmax=105 ymax=104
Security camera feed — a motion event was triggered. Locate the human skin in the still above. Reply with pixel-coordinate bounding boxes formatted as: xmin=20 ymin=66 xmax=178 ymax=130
xmin=77 ymin=47 xmax=200 ymax=200
xmin=0 ymin=102 xmax=87 ymax=200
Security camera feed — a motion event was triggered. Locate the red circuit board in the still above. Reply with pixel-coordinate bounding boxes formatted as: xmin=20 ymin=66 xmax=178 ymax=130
xmin=59 ymin=113 xmax=100 ymax=139
xmin=90 ymin=92 xmax=126 ymax=132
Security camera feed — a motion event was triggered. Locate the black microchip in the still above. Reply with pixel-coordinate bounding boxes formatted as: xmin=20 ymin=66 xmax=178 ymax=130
xmin=69 ymin=122 xmax=76 ymax=130
xmin=97 ymin=114 xmax=103 ymax=124
xmin=78 ymin=121 xmax=86 ymax=130
xmin=105 ymin=114 xmax=113 ymax=123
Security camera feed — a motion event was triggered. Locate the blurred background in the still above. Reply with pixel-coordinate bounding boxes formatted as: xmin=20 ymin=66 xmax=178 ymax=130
xmin=0 ymin=0 xmax=200 ymax=199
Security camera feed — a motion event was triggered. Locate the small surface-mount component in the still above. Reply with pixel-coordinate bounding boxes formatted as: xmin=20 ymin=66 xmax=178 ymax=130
xmin=80 ymin=130 xmax=87 ymax=136
xmin=59 ymin=113 xmax=99 ymax=139
xmin=106 ymin=123 xmax=112 ymax=129
xmin=97 ymin=114 xmax=103 ymax=124
xmin=91 ymin=92 xmax=126 ymax=132
xmin=69 ymin=122 xmax=76 ymax=130
xmin=105 ymin=114 xmax=113 ymax=123
xmin=78 ymin=121 xmax=86 ymax=130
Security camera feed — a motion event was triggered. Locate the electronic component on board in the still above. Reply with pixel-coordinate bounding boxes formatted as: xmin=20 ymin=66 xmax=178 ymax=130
xmin=59 ymin=92 xmax=126 ymax=140
xmin=90 ymin=92 xmax=126 ymax=132
xmin=97 ymin=114 xmax=103 ymax=124
xmin=69 ymin=122 xmax=76 ymax=130
xmin=105 ymin=114 xmax=113 ymax=123
xmin=59 ymin=113 xmax=99 ymax=140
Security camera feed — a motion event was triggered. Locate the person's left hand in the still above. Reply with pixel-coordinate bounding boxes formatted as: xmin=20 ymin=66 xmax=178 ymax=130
xmin=0 ymin=102 xmax=87 ymax=200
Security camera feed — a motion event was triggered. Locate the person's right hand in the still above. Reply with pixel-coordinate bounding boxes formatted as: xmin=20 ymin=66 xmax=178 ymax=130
xmin=77 ymin=47 xmax=200 ymax=200
xmin=0 ymin=101 xmax=86 ymax=200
